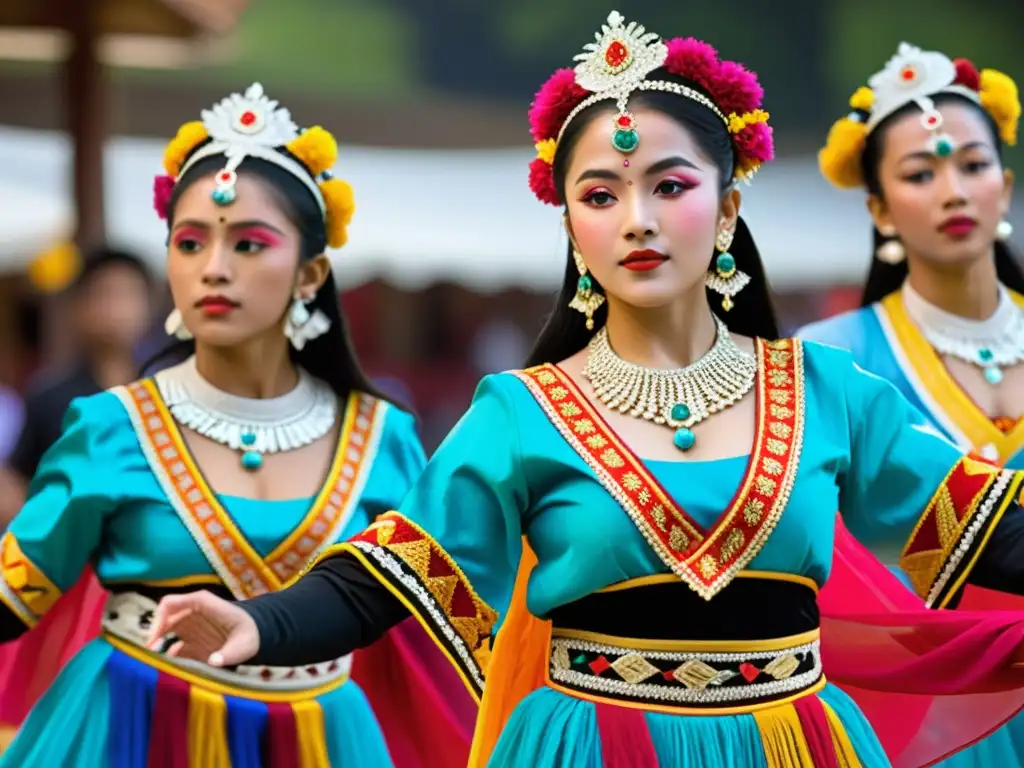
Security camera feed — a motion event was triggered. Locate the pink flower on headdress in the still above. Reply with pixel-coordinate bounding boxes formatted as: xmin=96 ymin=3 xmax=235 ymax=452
xmin=529 ymin=68 xmax=590 ymax=142
xmin=735 ymin=121 xmax=774 ymax=163
xmin=529 ymin=157 xmax=561 ymax=206
xmin=953 ymin=58 xmax=981 ymax=91
xmin=153 ymin=174 xmax=175 ymax=220
xmin=663 ymin=38 xmax=720 ymax=94
xmin=711 ymin=61 xmax=764 ymax=116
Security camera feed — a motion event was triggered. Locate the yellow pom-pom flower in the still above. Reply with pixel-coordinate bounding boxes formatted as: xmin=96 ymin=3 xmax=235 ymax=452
xmin=849 ymin=87 xmax=874 ymax=112
xmin=980 ymin=69 xmax=1020 ymax=146
xmin=286 ymin=126 xmax=339 ymax=176
xmin=163 ymin=121 xmax=208 ymax=177
xmin=818 ymin=116 xmax=869 ymax=189
xmin=535 ymin=139 xmax=557 ymax=165
xmin=727 ymin=109 xmax=770 ymax=135
xmin=320 ymin=177 xmax=355 ymax=249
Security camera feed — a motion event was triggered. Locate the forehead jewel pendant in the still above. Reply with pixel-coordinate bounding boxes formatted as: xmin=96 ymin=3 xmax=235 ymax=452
xmin=212 ymin=169 xmax=238 ymax=206
xmin=572 ymin=12 xmax=668 ymax=155
xmin=878 ymin=53 xmax=958 ymax=158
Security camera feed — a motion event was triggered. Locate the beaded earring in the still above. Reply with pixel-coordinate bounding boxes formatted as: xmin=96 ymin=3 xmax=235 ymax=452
xmin=568 ymin=248 xmax=605 ymax=330
xmin=704 ymin=226 xmax=750 ymax=311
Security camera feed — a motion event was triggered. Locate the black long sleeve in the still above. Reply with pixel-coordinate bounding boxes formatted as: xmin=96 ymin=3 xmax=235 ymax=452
xmin=240 ymin=554 xmax=408 ymax=666
xmin=966 ymin=502 xmax=1024 ymax=594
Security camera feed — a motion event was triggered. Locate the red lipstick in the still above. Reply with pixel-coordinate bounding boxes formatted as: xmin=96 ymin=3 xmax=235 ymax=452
xmin=621 ymin=249 xmax=669 ymax=272
xmin=938 ymin=215 xmax=977 ymax=237
xmin=196 ymin=295 xmax=239 ymax=316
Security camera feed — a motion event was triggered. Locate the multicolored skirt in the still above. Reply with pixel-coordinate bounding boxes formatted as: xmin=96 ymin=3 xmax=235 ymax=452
xmin=0 ymin=633 xmax=393 ymax=767
xmin=481 ymin=574 xmax=888 ymax=767
xmin=486 ymin=627 xmax=881 ymax=767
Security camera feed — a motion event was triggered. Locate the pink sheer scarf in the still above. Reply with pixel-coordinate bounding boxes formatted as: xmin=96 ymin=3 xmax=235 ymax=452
xmin=352 ymin=617 xmax=475 ymax=767
xmin=0 ymin=569 xmax=106 ymax=728
xmin=821 ymin=520 xmax=1024 ymax=767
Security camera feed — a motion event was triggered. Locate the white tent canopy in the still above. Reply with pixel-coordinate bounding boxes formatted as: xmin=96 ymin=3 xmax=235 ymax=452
xmin=0 ymin=124 xmax=1018 ymax=291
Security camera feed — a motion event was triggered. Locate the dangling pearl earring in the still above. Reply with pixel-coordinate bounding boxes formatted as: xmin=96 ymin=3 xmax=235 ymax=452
xmin=875 ymin=225 xmax=906 ymax=264
xmin=996 ymin=219 xmax=1014 ymax=241
xmin=164 ymin=308 xmax=193 ymax=340
xmin=283 ymin=293 xmax=331 ymax=350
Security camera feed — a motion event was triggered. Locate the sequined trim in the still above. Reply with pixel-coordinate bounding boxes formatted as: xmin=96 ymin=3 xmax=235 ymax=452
xmin=513 ymin=339 xmax=805 ymax=600
xmin=0 ymin=532 xmax=61 ymax=627
xmin=113 ymin=381 xmax=384 ymax=599
xmin=900 ymin=457 xmax=1024 ymax=608
xmin=102 ymin=591 xmax=352 ymax=693
xmin=104 ymin=632 xmax=351 ymax=703
xmin=317 ymin=512 xmax=498 ymax=700
xmin=548 ymin=632 xmax=822 ymax=707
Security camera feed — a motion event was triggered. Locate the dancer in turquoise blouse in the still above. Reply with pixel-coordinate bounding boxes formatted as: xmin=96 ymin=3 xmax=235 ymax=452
xmin=801 ymin=42 xmax=1024 ymax=768
xmin=0 ymin=83 xmax=467 ymax=767
xmin=151 ymin=15 xmax=1024 ymax=768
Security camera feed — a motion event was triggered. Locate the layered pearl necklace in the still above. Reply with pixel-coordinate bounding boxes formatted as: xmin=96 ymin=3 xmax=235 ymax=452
xmin=902 ymin=282 xmax=1024 ymax=385
xmin=155 ymin=357 xmax=338 ymax=470
xmin=583 ymin=314 xmax=757 ymax=451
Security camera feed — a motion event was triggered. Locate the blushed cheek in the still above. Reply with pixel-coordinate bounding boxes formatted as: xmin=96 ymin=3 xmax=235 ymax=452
xmin=662 ymin=192 xmax=719 ymax=246
xmin=569 ymin=209 xmax=619 ymax=264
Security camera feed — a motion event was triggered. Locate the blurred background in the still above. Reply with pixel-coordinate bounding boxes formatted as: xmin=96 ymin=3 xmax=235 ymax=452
xmin=0 ymin=0 xmax=1022 ymax=455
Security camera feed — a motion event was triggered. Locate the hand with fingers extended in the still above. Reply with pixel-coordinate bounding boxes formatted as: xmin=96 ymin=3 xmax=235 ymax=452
xmin=147 ymin=590 xmax=261 ymax=668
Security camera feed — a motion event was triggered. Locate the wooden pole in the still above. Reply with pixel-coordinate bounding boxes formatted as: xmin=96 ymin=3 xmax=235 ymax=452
xmin=64 ymin=0 xmax=106 ymax=250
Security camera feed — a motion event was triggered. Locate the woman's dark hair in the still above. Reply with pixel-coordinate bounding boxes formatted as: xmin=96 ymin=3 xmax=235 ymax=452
xmin=526 ymin=71 xmax=779 ymax=368
xmin=141 ymin=150 xmax=397 ymax=408
xmin=860 ymin=92 xmax=1024 ymax=306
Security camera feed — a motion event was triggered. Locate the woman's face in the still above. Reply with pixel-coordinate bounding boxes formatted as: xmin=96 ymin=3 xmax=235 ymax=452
xmin=870 ymin=101 xmax=1012 ymax=270
xmin=167 ymin=171 xmax=323 ymax=348
xmin=563 ymin=105 xmax=737 ymax=310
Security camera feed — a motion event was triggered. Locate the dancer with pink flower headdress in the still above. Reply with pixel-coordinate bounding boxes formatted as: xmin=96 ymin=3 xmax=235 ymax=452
xmin=150 ymin=12 xmax=1024 ymax=767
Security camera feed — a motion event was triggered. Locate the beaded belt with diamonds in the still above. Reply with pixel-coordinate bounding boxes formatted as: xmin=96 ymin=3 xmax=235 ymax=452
xmin=545 ymin=573 xmax=824 ymax=710
xmin=103 ymin=591 xmax=352 ymax=693
xmin=548 ymin=628 xmax=822 ymax=709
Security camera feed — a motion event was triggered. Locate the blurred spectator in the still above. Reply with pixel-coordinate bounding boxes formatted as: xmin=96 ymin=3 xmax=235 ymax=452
xmin=0 ymin=387 xmax=23 ymax=463
xmin=0 ymin=246 xmax=154 ymax=524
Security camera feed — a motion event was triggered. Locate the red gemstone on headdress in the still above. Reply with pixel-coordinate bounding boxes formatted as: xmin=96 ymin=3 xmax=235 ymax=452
xmin=900 ymin=66 xmax=916 ymax=81
xmin=925 ymin=115 xmax=938 ymax=127
xmin=219 ymin=172 xmax=232 ymax=182
xmin=605 ymin=40 xmax=629 ymax=68
xmin=240 ymin=110 xmax=257 ymax=126
xmin=617 ymin=115 xmax=632 ymax=128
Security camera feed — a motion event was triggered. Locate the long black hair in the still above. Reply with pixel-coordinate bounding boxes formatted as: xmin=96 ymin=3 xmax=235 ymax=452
xmin=141 ymin=149 xmax=396 ymax=408
xmin=859 ymin=92 xmax=1024 ymax=307
xmin=526 ymin=70 xmax=779 ymax=368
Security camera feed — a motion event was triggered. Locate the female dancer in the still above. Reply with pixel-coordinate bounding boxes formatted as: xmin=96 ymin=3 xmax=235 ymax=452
xmin=0 ymin=83 xmax=469 ymax=766
xmin=151 ymin=14 xmax=1024 ymax=768
xmin=801 ymin=42 xmax=1024 ymax=766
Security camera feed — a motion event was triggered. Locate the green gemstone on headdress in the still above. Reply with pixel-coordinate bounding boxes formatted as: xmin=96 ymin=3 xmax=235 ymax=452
xmin=612 ymin=128 xmax=639 ymax=153
xmin=935 ymin=137 xmax=953 ymax=157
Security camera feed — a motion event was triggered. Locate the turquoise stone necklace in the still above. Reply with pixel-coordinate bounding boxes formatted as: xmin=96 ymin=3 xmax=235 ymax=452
xmin=902 ymin=283 xmax=1024 ymax=387
xmin=583 ymin=314 xmax=756 ymax=452
xmin=156 ymin=356 xmax=338 ymax=471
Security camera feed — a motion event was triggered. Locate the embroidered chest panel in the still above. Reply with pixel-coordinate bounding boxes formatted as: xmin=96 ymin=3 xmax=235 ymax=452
xmin=113 ymin=381 xmax=386 ymax=599
xmin=514 ymin=338 xmax=806 ymax=600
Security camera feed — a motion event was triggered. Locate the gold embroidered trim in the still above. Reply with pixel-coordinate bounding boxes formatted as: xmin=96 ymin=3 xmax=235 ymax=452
xmin=513 ymin=339 xmax=805 ymax=600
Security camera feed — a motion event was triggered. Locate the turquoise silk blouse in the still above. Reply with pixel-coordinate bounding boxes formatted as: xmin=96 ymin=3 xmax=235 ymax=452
xmin=0 ymin=383 xmax=425 ymax=638
xmin=331 ymin=339 xmax=1024 ymax=700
